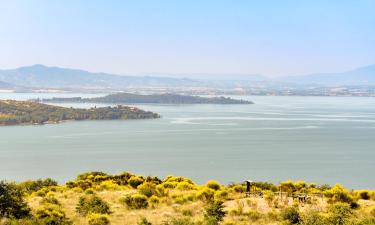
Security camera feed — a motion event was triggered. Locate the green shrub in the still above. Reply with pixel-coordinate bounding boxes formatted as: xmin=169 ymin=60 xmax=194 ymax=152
xmin=204 ymin=201 xmax=226 ymax=224
xmin=34 ymin=187 xmax=50 ymax=197
xmin=97 ymin=180 xmax=120 ymax=191
xmin=205 ymin=180 xmax=221 ymax=191
xmin=149 ymin=195 xmax=160 ymax=203
xmin=354 ymin=190 xmax=371 ymax=200
xmin=0 ymin=181 xmax=30 ymax=219
xmin=281 ymin=207 xmax=300 ymax=224
xmin=40 ymin=196 xmax=61 ymax=205
xmin=121 ymin=193 xmax=149 ymax=209
xmin=162 ymin=182 xmax=178 ymax=189
xmin=174 ymin=196 xmax=188 ymax=205
xmin=252 ymin=181 xmax=278 ymax=192
xmin=76 ymin=194 xmax=111 ymax=216
xmin=87 ymin=213 xmax=110 ymax=225
xmin=214 ymin=190 xmax=228 ymax=200
xmin=196 ymin=188 xmax=215 ymax=202
xmin=176 ymin=181 xmax=197 ymax=190
xmin=326 ymin=203 xmax=352 ymax=225
xmin=299 ymin=210 xmax=326 ymax=225
xmin=35 ymin=203 xmax=72 ymax=225
xmin=18 ymin=178 xmax=58 ymax=194
xmin=85 ymin=188 xmax=95 ymax=195
xmin=76 ymin=172 xmax=109 ymax=181
xmin=155 ymin=184 xmax=168 ymax=197
xmin=137 ymin=182 xmax=157 ymax=197
xmin=324 ymin=184 xmax=355 ymax=205
xmin=231 ymin=184 xmax=246 ymax=193
xmin=128 ymin=177 xmax=145 ymax=188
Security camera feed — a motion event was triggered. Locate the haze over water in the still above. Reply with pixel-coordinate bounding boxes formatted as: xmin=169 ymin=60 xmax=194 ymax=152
xmin=0 ymin=93 xmax=374 ymax=189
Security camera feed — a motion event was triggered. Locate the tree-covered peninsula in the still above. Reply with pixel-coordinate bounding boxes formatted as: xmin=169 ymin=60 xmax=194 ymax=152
xmin=0 ymin=100 xmax=159 ymax=126
xmin=42 ymin=93 xmax=253 ymax=104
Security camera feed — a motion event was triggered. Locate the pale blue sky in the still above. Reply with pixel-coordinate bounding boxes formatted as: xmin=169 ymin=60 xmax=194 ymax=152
xmin=0 ymin=0 xmax=374 ymax=76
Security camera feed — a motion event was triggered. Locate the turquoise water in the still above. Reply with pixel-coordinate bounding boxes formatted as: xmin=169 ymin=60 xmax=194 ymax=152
xmin=0 ymin=93 xmax=374 ymax=189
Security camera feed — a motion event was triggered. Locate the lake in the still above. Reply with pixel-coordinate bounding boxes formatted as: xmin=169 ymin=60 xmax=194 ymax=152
xmin=0 ymin=93 xmax=374 ymax=189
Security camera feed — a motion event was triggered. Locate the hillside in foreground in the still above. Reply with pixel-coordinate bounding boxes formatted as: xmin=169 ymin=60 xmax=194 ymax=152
xmin=42 ymin=93 xmax=253 ymax=104
xmin=1 ymin=172 xmax=374 ymax=225
xmin=0 ymin=100 xmax=159 ymax=126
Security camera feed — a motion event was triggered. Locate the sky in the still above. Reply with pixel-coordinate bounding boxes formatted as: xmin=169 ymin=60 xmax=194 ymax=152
xmin=0 ymin=0 xmax=374 ymax=77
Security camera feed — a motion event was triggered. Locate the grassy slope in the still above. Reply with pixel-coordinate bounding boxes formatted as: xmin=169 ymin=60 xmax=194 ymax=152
xmin=20 ymin=173 xmax=375 ymax=225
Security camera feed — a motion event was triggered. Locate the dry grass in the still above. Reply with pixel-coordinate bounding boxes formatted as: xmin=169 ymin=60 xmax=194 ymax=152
xmin=24 ymin=188 xmax=375 ymax=225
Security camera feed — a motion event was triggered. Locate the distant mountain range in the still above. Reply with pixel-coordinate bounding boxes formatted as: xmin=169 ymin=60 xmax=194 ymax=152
xmin=0 ymin=64 xmax=202 ymax=90
xmin=278 ymin=64 xmax=375 ymax=86
xmin=0 ymin=81 xmax=15 ymax=89
xmin=0 ymin=64 xmax=374 ymax=91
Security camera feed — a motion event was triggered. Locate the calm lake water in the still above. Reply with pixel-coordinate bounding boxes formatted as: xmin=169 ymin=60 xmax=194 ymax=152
xmin=0 ymin=93 xmax=374 ymax=189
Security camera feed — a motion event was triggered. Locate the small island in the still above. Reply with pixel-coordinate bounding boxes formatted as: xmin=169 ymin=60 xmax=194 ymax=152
xmin=0 ymin=100 xmax=160 ymax=126
xmin=42 ymin=93 xmax=253 ymax=104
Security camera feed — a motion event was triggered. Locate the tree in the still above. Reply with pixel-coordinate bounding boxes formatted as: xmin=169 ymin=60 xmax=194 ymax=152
xmin=0 ymin=181 xmax=30 ymax=219
xmin=204 ymin=201 xmax=226 ymax=224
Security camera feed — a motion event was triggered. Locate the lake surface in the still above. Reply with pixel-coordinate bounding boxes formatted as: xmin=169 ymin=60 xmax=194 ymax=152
xmin=0 ymin=93 xmax=374 ymax=189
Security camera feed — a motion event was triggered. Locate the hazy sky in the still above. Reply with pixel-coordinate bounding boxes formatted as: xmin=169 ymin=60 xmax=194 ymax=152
xmin=0 ymin=0 xmax=374 ymax=77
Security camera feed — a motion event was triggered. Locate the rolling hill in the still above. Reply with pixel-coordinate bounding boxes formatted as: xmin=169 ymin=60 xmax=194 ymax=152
xmin=279 ymin=64 xmax=375 ymax=86
xmin=0 ymin=64 xmax=201 ymax=90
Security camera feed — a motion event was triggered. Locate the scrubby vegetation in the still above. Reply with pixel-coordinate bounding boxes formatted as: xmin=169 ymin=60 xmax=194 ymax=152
xmin=0 ymin=172 xmax=374 ymax=225
xmin=0 ymin=100 xmax=159 ymax=126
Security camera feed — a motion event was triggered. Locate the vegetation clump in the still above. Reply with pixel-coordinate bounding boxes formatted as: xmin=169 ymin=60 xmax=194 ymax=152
xmin=87 ymin=213 xmax=110 ymax=225
xmin=76 ymin=194 xmax=111 ymax=216
xmin=204 ymin=201 xmax=226 ymax=224
xmin=0 ymin=181 xmax=30 ymax=219
xmin=121 ymin=193 xmax=149 ymax=209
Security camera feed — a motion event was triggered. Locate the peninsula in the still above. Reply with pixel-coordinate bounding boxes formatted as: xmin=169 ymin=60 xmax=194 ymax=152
xmin=0 ymin=100 xmax=159 ymax=126
xmin=42 ymin=93 xmax=253 ymax=104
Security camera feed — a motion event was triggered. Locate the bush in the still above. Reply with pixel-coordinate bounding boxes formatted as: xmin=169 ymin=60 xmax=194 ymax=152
xmin=205 ymin=180 xmax=221 ymax=191
xmin=299 ymin=210 xmax=326 ymax=225
xmin=137 ymin=182 xmax=157 ymax=197
xmin=18 ymin=178 xmax=58 ymax=194
xmin=204 ymin=201 xmax=226 ymax=223
xmin=96 ymin=180 xmax=119 ymax=191
xmin=35 ymin=203 xmax=72 ymax=225
xmin=214 ymin=190 xmax=228 ymax=201
xmin=149 ymin=195 xmax=160 ymax=208
xmin=85 ymin=188 xmax=95 ymax=195
xmin=40 ymin=196 xmax=61 ymax=205
xmin=128 ymin=177 xmax=145 ymax=188
xmin=354 ymin=190 xmax=371 ymax=200
xmin=176 ymin=181 xmax=197 ymax=190
xmin=0 ymin=181 xmax=31 ymax=218
xmin=76 ymin=194 xmax=111 ymax=216
xmin=87 ymin=213 xmax=110 ymax=225
xmin=121 ymin=193 xmax=149 ymax=209
xmin=281 ymin=207 xmax=301 ymax=224
xmin=196 ymin=188 xmax=215 ymax=202
xmin=326 ymin=203 xmax=352 ymax=225
xmin=324 ymin=184 xmax=355 ymax=205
